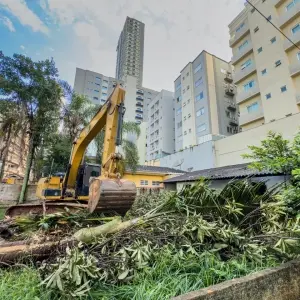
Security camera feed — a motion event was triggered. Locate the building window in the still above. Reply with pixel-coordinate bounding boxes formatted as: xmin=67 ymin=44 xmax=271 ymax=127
xmin=183 ymin=102 xmax=186 ymax=107
xmin=271 ymin=36 xmax=276 ymax=44
xmin=194 ymin=63 xmax=202 ymax=74
xmin=183 ymin=76 xmax=185 ymax=81
xmin=184 ymin=116 xmax=186 ymax=121
xmin=197 ymin=123 xmax=206 ymax=133
xmin=95 ymin=83 xmax=100 ymax=86
xmin=93 ymin=97 xmax=99 ymax=100
xmin=251 ymin=8 xmax=255 ymax=13
xmin=247 ymin=102 xmax=259 ymax=113
xmin=261 ymin=68 xmax=267 ymax=75
xmin=236 ymin=23 xmax=245 ymax=33
xmin=189 ymin=128 xmax=191 ymax=133
xmin=176 ymin=108 xmax=182 ymax=115
xmin=103 ymin=80 xmax=108 ymax=84
xmin=183 ymin=89 xmax=185 ymax=94
xmin=275 ymin=60 xmax=281 ymax=67
xmin=177 ymin=121 xmax=182 ymax=128
xmin=184 ymin=131 xmax=187 ymax=135
xmin=187 ymin=99 xmax=190 ymax=104
xmin=186 ymin=72 xmax=189 ymax=77
xmin=281 ymin=85 xmax=287 ymax=92
xmin=257 ymin=47 xmax=263 ymax=54
xmin=195 ymin=79 xmax=203 ymax=87
xmin=221 ymin=68 xmax=227 ymax=74
xmin=188 ymin=113 xmax=191 ymax=118
xmin=102 ymin=86 xmax=108 ymax=91
xmin=195 ymin=92 xmax=204 ymax=101
xmin=244 ymin=80 xmax=255 ymax=91
xmin=94 ymin=89 xmax=100 ymax=93
xmin=95 ymin=76 xmax=101 ymax=81
xmin=297 ymin=52 xmax=300 ymax=60
xmin=196 ymin=107 xmax=205 ymax=116
xmin=102 ymin=93 xmax=107 ymax=97
xmin=241 ymin=59 xmax=252 ymax=70
xmin=254 ymin=26 xmax=259 ymax=33
xmin=226 ymin=111 xmax=231 ymax=118
xmin=286 ymin=0 xmax=298 ymax=11
xmin=175 ymin=83 xmax=181 ymax=91
xmin=267 ymin=15 xmax=272 ymax=21
xmin=292 ymin=24 xmax=300 ymax=34
xmin=266 ymin=93 xmax=272 ymax=100
xmin=238 ymin=40 xmax=249 ymax=51
xmin=140 ymin=180 xmax=148 ymax=186
xmin=187 ymin=85 xmax=190 ymax=90
xmin=152 ymin=181 xmax=160 ymax=186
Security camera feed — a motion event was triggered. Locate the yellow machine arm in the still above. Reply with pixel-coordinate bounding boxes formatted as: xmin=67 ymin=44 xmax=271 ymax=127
xmin=62 ymin=85 xmax=126 ymax=197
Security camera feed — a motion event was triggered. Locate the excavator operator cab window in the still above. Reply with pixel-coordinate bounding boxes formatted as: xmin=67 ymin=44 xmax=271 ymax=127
xmin=91 ymin=171 xmax=100 ymax=177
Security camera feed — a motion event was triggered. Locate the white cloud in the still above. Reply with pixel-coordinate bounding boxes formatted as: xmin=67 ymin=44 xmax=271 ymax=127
xmin=1 ymin=16 xmax=15 ymax=32
xmin=0 ymin=0 xmax=49 ymax=34
xmin=20 ymin=45 xmax=25 ymax=50
xmin=42 ymin=0 xmax=245 ymax=90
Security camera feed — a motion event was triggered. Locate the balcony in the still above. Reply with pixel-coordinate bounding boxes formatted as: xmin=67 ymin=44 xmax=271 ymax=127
xmin=239 ymin=110 xmax=264 ymax=126
xmin=289 ymin=61 xmax=300 ymax=77
xmin=136 ymin=96 xmax=144 ymax=101
xmin=231 ymin=41 xmax=253 ymax=65
xmin=136 ymin=109 xmax=143 ymax=113
xmin=136 ymin=102 xmax=143 ymax=107
xmin=229 ymin=117 xmax=239 ymax=126
xmin=225 ymin=84 xmax=235 ymax=96
xmin=135 ymin=115 xmax=143 ymax=120
xmin=227 ymin=102 xmax=237 ymax=111
xmin=233 ymin=63 xmax=257 ymax=84
xmin=284 ymin=30 xmax=300 ymax=51
xmin=278 ymin=2 xmax=300 ymax=28
xmin=273 ymin=0 xmax=286 ymax=8
xmin=137 ymin=89 xmax=144 ymax=95
xmin=236 ymin=86 xmax=260 ymax=104
xmin=224 ymin=73 xmax=233 ymax=83
xmin=229 ymin=22 xmax=250 ymax=47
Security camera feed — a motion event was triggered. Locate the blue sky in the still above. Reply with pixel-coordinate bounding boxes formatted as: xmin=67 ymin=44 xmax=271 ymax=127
xmin=0 ymin=0 xmax=245 ymax=91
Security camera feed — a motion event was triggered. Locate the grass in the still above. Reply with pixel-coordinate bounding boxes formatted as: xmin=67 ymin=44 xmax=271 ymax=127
xmin=0 ymin=251 xmax=278 ymax=300
xmin=0 ymin=207 xmax=6 ymax=220
xmin=88 ymin=251 xmax=278 ymax=300
xmin=0 ymin=267 xmax=53 ymax=300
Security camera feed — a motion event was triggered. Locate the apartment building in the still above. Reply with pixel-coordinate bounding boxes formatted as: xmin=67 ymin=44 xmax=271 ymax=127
xmin=73 ymin=68 xmax=123 ymax=106
xmin=116 ymin=17 xmax=145 ymax=86
xmin=73 ymin=68 xmax=158 ymax=123
xmin=174 ymin=51 xmax=238 ymax=152
xmin=146 ymin=90 xmax=175 ymax=161
xmin=229 ymin=0 xmax=300 ymax=131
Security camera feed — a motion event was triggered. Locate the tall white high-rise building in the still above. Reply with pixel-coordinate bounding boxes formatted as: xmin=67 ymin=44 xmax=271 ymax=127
xmin=116 ymin=17 xmax=145 ymax=86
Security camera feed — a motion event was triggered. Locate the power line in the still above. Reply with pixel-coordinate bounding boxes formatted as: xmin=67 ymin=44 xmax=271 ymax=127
xmin=245 ymin=0 xmax=300 ymax=51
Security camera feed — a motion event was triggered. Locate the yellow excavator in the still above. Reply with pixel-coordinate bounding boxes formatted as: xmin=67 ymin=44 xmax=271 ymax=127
xmin=6 ymin=85 xmax=137 ymax=217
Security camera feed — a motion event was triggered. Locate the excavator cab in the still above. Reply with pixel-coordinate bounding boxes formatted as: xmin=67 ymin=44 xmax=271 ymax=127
xmin=6 ymin=85 xmax=137 ymax=217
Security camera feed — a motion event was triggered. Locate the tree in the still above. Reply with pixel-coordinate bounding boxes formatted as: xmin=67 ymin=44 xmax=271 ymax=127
xmin=0 ymin=53 xmax=62 ymax=202
xmin=242 ymin=131 xmax=298 ymax=175
xmin=61 ymin=82 xmax=98 ymax=142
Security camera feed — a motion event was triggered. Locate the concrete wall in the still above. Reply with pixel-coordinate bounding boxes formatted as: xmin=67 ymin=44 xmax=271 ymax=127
xmin=0 ymin=184 xmax=38 ymax=205
xmin=173 ymin=260 xmax=300 ymax=300
xmin=215 ymin=112 xmax=300 ymax=167
xmin=175 ymin=175 xmax=286 ymax=192
xmin=160 ymin=141 xmax=216 ymax=172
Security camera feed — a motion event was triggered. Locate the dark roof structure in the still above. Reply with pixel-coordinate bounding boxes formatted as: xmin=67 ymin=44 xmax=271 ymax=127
xmin=133 ymin=165 xmax=186 ymax=174
xmin=164 ymin=163 xmax=283 ymax=183
xmin=86 ymin=163 xmax=185 ymax=175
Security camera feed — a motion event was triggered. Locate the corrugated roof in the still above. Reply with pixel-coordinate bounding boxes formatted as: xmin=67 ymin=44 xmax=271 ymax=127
xmin=134 ymin=165 xmax=186 ymax=174
xmin=164 ymin=163 xmax=282 ymax=183
xmin=86 ymin=163 xmax=185 ymax=175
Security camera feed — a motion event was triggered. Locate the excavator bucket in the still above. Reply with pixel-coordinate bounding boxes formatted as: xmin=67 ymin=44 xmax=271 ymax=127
xmin=88 ymin=178 xmax=137 ymax=215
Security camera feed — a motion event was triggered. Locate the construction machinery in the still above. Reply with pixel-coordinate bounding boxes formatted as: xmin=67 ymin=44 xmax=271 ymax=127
xmin=6 ymin=85 xmax=137 ymax=217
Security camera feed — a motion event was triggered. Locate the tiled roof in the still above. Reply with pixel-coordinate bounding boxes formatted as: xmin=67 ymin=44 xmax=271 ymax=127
xmin=164 ymin=163 xmax=282 ymax=183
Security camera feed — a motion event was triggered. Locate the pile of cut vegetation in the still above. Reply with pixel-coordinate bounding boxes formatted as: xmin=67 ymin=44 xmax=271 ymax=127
xmin=1 ymin=179 xmax=300 ymax=299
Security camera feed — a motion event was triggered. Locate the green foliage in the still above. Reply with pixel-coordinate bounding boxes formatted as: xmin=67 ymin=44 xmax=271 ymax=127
xmin=0 ymin=267 xmax=52 ymax=300
xmin=41 ymin=246 xmax=100 ymax=298
xmin=242 ymin=131 xmax=300 ymax=174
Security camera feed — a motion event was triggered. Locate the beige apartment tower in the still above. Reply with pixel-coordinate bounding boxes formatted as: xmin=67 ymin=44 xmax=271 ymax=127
xmin=229 ymin=0 xmax=300 ymax=131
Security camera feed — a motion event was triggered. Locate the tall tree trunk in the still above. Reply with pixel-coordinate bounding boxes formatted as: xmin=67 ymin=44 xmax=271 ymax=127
xmin=18 ymin=135 xmax=34 ymax=203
